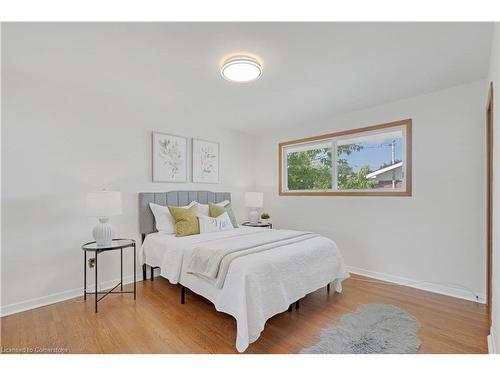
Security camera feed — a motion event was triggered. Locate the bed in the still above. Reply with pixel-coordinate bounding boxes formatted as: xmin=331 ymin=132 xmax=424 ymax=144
xmin=138 ymin=191 xmax=349 ymax=352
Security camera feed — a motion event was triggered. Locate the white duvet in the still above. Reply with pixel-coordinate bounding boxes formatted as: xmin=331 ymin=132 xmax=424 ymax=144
xmin=140 ymin=227 xmax=349 ymax=352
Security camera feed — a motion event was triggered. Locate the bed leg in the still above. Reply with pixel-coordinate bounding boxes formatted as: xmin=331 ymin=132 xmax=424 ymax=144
xmin=181 ymin=285 xmax=185 ymax=304
xmin=151 ymin=266 xmax=154 ymax=281
xmin=288 ymin=304 xmax=292 ymax=312
xmin=142 ymin=264 xmax=146 ymax=281
xmin=327 ymin=283 xmax=331 ymax=293
xmin=295 ymin=300 xmax=300 ymax=309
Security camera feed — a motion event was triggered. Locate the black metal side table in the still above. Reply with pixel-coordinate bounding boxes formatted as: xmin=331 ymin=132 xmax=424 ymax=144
xmin=82 ymin=239 xmax=136 ymax=312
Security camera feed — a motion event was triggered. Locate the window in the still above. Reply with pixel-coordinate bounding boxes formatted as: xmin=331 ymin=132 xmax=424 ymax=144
xmin=285 ymin=141 xmax=332 ymax=191
xmin=279 ymin=119 xmax=412 ymax=196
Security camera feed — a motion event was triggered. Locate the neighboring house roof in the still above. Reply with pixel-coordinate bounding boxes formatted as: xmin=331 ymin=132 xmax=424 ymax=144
xmin=366 ymin=161 xmax=403 ymax=179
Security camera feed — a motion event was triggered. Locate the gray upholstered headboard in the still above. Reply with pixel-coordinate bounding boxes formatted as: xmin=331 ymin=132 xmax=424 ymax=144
xmin=138 ymin=191 xmax=231 ymax=236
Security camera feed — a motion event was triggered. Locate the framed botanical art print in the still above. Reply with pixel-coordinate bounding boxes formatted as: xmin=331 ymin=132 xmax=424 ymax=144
xmin=152 ymin=132 xmax=188 ymax=182
xmin=192 ymin=138 xmax=220 ymax=183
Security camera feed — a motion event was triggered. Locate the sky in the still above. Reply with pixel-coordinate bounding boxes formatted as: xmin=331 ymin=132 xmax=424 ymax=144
xmin=342 ymin=137 xmax=402 ymax=172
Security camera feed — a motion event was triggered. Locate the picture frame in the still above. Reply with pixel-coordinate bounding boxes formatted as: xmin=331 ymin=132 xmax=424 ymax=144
xmin=192 ymin=138 xmax=220 ymax=183
xmin=152 ymin=132 xmax=188 ymax=182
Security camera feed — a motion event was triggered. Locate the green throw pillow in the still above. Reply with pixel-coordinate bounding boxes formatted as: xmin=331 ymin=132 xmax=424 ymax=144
xmin=168 ymin=205 xmax=200 ymax=237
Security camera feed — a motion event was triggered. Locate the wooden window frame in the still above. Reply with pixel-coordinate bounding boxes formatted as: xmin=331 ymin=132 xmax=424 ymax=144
xmin=278 ymin=119 xmax=412 ymax=197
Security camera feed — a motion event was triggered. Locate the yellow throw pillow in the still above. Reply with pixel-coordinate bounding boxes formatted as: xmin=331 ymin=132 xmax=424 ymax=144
xmin=209 ymin=202 xmax=225 ymax=218
xmin=168 ymin=205 xmax=200 ymax=237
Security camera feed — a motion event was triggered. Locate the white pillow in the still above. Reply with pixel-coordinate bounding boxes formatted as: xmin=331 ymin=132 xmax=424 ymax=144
xmin=198 ymin=212 xmax=233 ymax=233
xmin=191 ymin=201 xmax=210 ymax=216
xmin=216 ymin=200 xmax=230 ymax=207
xmin=149 ymin=201 xmax=195 ymax=234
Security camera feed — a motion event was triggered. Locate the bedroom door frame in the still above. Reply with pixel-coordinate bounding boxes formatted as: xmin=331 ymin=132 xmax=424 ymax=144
xmin=486 ymin=81 xmax=494 ymax=328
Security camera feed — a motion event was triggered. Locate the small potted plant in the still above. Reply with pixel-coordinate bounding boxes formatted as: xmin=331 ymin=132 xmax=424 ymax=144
xmin=260 ymin=212 xmax=270 ymax=224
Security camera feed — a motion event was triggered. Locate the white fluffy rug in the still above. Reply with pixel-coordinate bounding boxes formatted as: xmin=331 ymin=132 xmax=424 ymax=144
xmin=301 ymin=304 xmax=422 ymax=354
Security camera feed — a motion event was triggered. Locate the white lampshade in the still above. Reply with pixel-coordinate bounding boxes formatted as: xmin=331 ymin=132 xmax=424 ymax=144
xmin=86 ymin=191 xmax=122 ymax=217
xmin=245 ymin=192 xmax=263 ymax=208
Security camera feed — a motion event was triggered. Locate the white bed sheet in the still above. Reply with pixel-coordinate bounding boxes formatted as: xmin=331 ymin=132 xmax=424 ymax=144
xmin=139 ymin=227 xmax=349 ymax=352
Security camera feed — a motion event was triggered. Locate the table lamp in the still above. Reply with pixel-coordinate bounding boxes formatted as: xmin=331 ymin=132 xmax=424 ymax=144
xmin=86 ymin=191 xmax=122 ymax=247
xmin=245 ymin=192 xmax=263 ymax=224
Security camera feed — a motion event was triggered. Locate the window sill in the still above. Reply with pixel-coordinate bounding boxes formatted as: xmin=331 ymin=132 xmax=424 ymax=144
xmin=279 ymin=190 xmax=412 ymax=197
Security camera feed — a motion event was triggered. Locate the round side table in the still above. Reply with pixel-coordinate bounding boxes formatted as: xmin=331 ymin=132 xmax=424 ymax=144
xmin=82 ymin=239 xmax=136 ymax=312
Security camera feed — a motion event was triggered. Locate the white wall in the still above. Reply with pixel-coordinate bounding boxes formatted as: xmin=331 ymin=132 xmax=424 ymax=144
xmin=255 ymin=80 xmax=488 ymax=302
xmin=1 ymin=70 xmax=256 ymax=315
xmin=488 ymin=23 xmax=500 ymax=354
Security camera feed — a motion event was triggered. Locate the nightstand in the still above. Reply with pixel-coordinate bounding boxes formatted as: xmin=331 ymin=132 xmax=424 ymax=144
xmin=241 ymin=222 xmax=273 ymax=229
xmin=82 ymin=239 xmax=136 ymax=312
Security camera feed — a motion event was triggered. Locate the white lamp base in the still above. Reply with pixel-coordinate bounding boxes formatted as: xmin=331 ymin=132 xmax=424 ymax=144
xmin=92 ymin=217 xmax=115 ymax=247
xmin=249 ymin=209 xmax=259 ymax=225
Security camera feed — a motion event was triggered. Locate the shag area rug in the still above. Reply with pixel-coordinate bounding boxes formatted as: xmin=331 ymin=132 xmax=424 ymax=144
xmin=301 ymin=304 xmax=421 ymax=354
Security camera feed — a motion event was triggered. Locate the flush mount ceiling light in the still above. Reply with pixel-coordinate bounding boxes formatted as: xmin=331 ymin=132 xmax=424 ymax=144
xmin=220 ymin=55 xmax=262 ymax=82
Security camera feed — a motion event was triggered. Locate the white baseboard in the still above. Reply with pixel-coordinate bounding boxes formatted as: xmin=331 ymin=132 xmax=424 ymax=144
xmin=488 ymin=325 xmax=497 ymax=354
xmin=0 ymin=274 xmax=143 ymax=317
xmin=488 ymin=324 xmax=500 ymax=354
xmin=347 ymin=265 xmax=486 ymax=304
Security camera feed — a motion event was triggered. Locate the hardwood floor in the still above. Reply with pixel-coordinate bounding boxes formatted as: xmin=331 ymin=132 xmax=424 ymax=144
xmin=0 ymin=274 xmax=489 ymax=354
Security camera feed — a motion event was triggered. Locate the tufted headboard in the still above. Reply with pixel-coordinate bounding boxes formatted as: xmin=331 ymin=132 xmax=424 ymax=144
xmin=138 ymin=191 xmax=231 ymax=237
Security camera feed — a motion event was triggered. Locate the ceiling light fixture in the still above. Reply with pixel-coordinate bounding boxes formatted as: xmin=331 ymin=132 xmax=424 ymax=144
xmin=220 ymin=55 xmax=262 ymax=83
